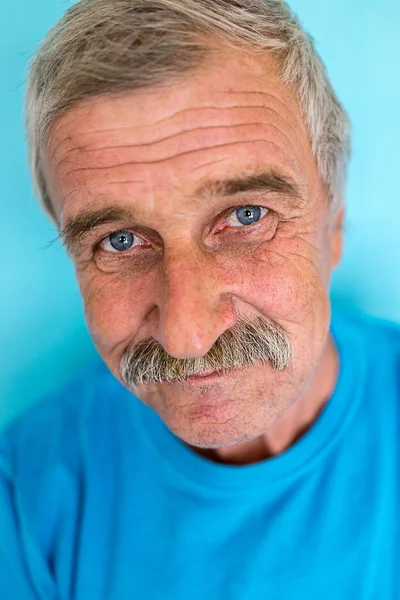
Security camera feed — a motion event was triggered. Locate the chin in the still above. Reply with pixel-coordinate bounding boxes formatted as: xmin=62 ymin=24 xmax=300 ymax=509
xmin=164 ymin=400 xmax=278 ymax=450
xmin=174 ymin=426 xmax=253 ymax=450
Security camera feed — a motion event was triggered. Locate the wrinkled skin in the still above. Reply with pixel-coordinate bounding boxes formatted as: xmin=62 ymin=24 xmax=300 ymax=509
xmin=44 ymin=43 xmax=344 ymax=464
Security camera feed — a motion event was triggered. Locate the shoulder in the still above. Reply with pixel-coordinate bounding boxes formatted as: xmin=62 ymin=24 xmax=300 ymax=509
xmin=332 ymin=309 xmax=400 ymax=350
xmin=331 ymin=309 xmax=400 ymax=389
xmin=0 ymin=361 xmax=132 ymax=487
xmin=0 ymin=362 xmax=135 ymax=569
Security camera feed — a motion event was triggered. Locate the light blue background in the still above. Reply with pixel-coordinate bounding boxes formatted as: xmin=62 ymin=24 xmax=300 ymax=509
xmin=1 ymin=0 xmax=399 ymax=427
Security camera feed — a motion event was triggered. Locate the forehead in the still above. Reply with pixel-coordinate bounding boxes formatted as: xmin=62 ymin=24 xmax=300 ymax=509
xmin=44 ymin=45 xmax=318 ymax=220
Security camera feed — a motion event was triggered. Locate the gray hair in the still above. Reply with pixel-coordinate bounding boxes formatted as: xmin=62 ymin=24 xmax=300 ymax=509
xmin=25 ymin=0 xmax=351 ymax=223
xmin=119 ymin=316 xmax=294 ymax=386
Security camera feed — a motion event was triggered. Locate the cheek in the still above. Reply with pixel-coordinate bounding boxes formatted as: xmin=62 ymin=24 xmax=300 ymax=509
xmin=76 ymin=268 xmax=156 ymax=353
xmin=241 ymin=235 xmax=329 ymax=321
xmin=229 ymin=236 xmax=332 ymax=381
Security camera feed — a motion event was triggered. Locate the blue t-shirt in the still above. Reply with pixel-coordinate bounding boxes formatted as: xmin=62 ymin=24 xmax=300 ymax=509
xmin=1 ymin=311 xmax=400 ymax=600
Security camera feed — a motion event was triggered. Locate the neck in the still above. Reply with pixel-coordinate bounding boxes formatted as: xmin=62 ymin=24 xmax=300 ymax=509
xmin=190 ymin=333 xmax=340 ymax=466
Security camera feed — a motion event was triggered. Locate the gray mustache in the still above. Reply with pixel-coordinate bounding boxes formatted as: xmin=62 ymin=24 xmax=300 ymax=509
xmin=119 ymin=317 xmax=294 ymax=387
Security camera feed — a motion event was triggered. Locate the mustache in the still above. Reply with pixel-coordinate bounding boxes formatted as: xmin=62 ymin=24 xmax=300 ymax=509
xmin=119 ymin=317 xmax=294 ymax=387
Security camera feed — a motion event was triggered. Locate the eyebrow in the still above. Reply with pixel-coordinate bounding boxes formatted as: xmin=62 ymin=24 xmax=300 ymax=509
xmin=195 ymin=169 xmax=303 ymax=202
xmin=59 ymin=169 xmax=303 ymax=254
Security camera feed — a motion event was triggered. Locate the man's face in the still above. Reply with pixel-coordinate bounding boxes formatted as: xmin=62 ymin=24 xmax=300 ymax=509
xmin=45 ymin=44 xmax=343 ymax=449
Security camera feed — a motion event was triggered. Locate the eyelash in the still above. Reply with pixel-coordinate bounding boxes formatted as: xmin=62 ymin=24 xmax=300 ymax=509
xmin=96 ymin=205 xmax=272 ymax=254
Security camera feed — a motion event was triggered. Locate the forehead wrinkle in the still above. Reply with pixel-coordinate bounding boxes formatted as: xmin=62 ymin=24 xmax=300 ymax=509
xmin=55 ymin=117 xmax=302 ymax=171
xmin=60 ymin=137 xmax=299 ymax=181
xmin=48 ymin=88 xmax=305 ymax=164
xmin=57 ymin=117 xmax=304 ymax=186
xmin=51 ymin=111 xmax=297 ymax=170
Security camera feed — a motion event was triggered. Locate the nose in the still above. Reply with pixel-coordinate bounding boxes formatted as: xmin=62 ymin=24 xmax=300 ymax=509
xmin=154 ymin=250 xmax=237 ymax=359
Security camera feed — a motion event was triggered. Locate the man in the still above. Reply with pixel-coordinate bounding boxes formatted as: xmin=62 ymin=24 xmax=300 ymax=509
xmin=1 ymin=0 xmax=399 ymax=598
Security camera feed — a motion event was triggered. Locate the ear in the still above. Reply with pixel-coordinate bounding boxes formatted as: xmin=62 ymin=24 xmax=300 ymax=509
xmin=330 ymin=205 xmax=345 ymax=270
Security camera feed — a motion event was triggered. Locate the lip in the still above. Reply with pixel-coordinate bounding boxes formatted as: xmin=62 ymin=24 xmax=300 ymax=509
xmin=188 ymin=367 xmax=224 ymax=379
xmin=176 ymin=366 xmax=244 ymax=386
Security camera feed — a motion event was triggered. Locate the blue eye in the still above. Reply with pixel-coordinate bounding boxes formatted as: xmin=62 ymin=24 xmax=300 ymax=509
xmin=109 ymin=231 xmax=134 ymax=251
xmin=236 ymin=206 xmax=261 ymax=225
xmin=100 ymin=230 xmax=139 ymax=253
xmin=226 ymin=206 xmax=268 ymax=228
